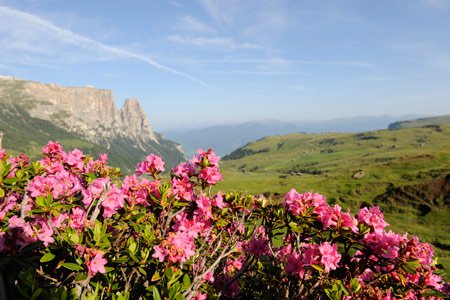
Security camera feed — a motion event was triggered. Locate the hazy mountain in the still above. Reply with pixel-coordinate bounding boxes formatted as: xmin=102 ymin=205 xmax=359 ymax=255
xmin=0 ymin=76 xmax=183 ymax=172
xmin=164 ymin=115 xmax=424 ymax=157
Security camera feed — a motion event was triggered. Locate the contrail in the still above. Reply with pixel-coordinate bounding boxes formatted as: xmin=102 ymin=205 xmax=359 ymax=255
xmin=0 ymin=5 xmax=212 ymax=88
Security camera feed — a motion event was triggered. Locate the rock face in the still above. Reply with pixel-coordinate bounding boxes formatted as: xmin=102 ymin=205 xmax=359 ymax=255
xmin=0 ymin=76 xmax=184 ymax=171
xmin=18 ymin=80 xmax=157 ymax=144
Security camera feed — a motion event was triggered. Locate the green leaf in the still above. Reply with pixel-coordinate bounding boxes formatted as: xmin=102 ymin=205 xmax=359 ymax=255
xmin=310 ymin=264 xmax=324 ymax=272
xmin=151 ymin=271 xmax=162 ymax=282
xmin=401 ymin=259 xmax=421 ymax=274
xmin=75 ymin=273 xmax=88 ymax=282
xmin=182 ymin=274 xmax=191 ymax=291
xmin=0 ymin=188 xmax=4 ymax=198
xmin=151 ymin=286 xmax=161 ymax=300
xmin=40 ymin=252 xmax=55 ymax=263
xmin=421 ymin=289 xmax=449 ymax=298
xmin=138 ymin=267 xmax=147 ymax=275
xmin=350 ymin=277 xmax=361 ymax=293
xmin=62 ymin=262 xmax=84 ymax=271
xmin=31 ymin=288 xmax=43 ymax=300
xmin=169 ymin=282 xmax=181 ymax=300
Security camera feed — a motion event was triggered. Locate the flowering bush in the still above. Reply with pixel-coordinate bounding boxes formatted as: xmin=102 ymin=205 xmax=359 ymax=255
xmin=0 ymin=143 xmax=448 ymax=299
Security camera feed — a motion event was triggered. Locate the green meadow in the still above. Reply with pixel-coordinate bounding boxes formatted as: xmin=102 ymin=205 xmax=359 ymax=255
xmin=217 ymin=123 xmax=450 ymax=278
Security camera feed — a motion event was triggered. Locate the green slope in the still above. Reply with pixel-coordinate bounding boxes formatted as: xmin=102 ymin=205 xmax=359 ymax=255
xmin=388 ymin=114 xmax=450 ymax=129
xmin=218 ymin=124 xmax=450 ymax=278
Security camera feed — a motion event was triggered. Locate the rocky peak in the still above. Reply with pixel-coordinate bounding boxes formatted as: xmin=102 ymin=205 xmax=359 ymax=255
xmin=121 ymin=98 xmax=157 ymax=142
xmin=1 ymin=77 xmax=158 ymax=145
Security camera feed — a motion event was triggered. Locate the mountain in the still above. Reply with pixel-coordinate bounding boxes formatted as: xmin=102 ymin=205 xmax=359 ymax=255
xmin=0 ymin=76 xmax=183 ymax=172
xmin=388 ymin=114 xmax=450 ymax=130
xmin=164 ymin=115 xmax=424 ymax=158
xmin=218 ymin=122 xmax=450 ymax=276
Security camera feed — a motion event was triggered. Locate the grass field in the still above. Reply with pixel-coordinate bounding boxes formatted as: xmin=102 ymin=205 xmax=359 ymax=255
xmin=217 ymin=123 xmax=450 ymax=279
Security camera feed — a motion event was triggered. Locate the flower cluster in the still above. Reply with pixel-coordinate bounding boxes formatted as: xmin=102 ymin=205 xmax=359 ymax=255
xmin=0 ymin=143 xmax=448 ymax=300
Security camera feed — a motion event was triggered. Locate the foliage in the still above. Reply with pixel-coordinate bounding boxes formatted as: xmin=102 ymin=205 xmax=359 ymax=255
xmin=0 ymin=143 xmax=449 ymax=299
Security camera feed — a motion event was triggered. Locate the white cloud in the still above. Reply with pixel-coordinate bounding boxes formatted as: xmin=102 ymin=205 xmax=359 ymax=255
xmin=197 ymin=0 xmax=291 ymax=45
xmin=209 ymin=70 xmax=306 ymax=76
xmin=0 ymin=5 xmax=210 ymax=87
xmin=167 ymin=35 xmax=264 ymax=50
xmin=422 ymin=0 xmax=447 ymax=8
xmin=185 ymin=58 xmax=375 ymax=68
xmin=179 ymin=15 xmax=216 ymax=33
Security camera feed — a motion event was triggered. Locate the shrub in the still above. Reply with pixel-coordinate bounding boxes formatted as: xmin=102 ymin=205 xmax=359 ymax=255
xmin=0 ymin=143 xmax=448 ymax=299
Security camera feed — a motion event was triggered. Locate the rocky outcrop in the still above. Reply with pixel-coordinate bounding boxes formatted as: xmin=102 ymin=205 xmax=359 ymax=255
xmin=0 ymin=77 xmax=157 ymax=144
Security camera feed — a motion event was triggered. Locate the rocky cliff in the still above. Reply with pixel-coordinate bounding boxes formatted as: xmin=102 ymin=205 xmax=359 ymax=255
xmin=16 ymin=79 xmax=158 ymax=144
xmin=0 ymin=76 xmax=183 ymax=171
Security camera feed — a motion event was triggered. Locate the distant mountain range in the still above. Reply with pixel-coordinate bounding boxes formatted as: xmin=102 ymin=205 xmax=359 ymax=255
xmin=164 ymin=115 xmax=425 ymax=157
xmin=0 ymin=76 xmax=183 ymax=172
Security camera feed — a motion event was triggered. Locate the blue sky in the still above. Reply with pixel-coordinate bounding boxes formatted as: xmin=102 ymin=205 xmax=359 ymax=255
xmin=0 ymin=0 xmax=449 ymax=131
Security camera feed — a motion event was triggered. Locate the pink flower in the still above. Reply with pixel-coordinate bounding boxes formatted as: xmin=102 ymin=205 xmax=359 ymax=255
xmin=198 ymin=166 xmax=223 ymax=185
xmin=285 ymin=251 xmax=305 ymax=278
xmin=135 ymin=154 xmax=165 ymax=176
xmin=193 ymin=292 xmax=207 ymax=300
xmin=152 ymin=245 xmax=168 ymax=262
xmin=70 ymin=207 xmax=87 ymax=231
xmin=318 ymin=242 xmax=341 ymax=273
xmin=358 ymin=206 xmax=389 ymax=233
xmin=87 ymin=252 xmax=108 ymax=275
xmin=63 ymin=148 xmax=84 ymax=170
xmin=195 ymin=195 xmax=213 ymax=219
xmin=190 ymin=148 xmax=220 ymax=167
xmin=36 ymin=219 xmax=54 ymax=246
xmin=89 ymin=177 xmax=109 ymax=197
xmin=101 ymin=185 xmax=125 ymax=218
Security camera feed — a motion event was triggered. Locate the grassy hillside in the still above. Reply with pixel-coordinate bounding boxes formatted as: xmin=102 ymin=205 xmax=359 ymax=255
xmin=0 ymin=79 xmax=183 ymax=172
xmin=218 ymin=124 xmax=450 ymax=278
xmin=388 ymin=114 xmax=450 ymax=129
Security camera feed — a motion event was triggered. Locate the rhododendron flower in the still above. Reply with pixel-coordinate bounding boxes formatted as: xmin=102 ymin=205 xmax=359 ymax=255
xmin=285 ymin=251 xmax=305 ymax=278
xmin=198 ymin=166 xmax=223 ymax=185
xmin=37 ymin=220 xmax=55 ymax=246
xmin=358 ymin=206 xmax=389 ymax=233
xmin=135 ymin=154 xmax=165 ymax=176
xmin=102 ymin=185 xmax=126 ymax=218
xmin=69 ymin=207 xmax=87 ymax=231
xmin=87 ymin=252 xmax=108 ymax=275
xmin=191 ymin=148 xmax=220 ymax=167
xmin=63 ymin=148 xmax=84 ymax=170
xmin=89 ymin=177 xmax=109 ymax=196
xmin=172 ymin=162 xmax=195 ymax=178
xmin=318 ymin=242 xmax=341 ymax=273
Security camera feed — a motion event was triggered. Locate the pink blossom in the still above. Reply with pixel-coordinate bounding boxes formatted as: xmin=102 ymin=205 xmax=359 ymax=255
xmin=190 ymin=148 xmax=220 ymax=167
xmin=135 ymin=154 xmax=165 ymax=176
xmin=193 ymin=292 xmax=207 ymax=300
xmin=89 ymin=177 xmax=109 ymax=197
xmin=70 ymin=207 xmax=87 ymax=231
xmin=358 ymin=206 xmax=389 ymax=233
xmin=172 ymin=162 xmax=195 ymax=178
xmin=195 ymin=195 xmax=213 ymax=219
xmin=63 ymin=148 xmax=84 ymax=170
xmin=318 ymin=242 xmax=341 ymax=273
xmin=101 ymin=185 xmax=126 ymax=218
xmin=285 ymin=251 xmax=305 ymax=278
xmin=36 ymin=219 xmax=54 ymax=246
xmin=198 ymin=166 xmax=223 ymax=185
xmin=212 ymin=192 xmax=227 ymax=209
xmin=87 ymin=252 xmax=108 ymax=275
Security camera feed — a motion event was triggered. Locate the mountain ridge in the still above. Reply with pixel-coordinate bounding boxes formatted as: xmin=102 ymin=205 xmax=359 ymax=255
xmin=0 ymin=76 xmax=183 ymax=171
